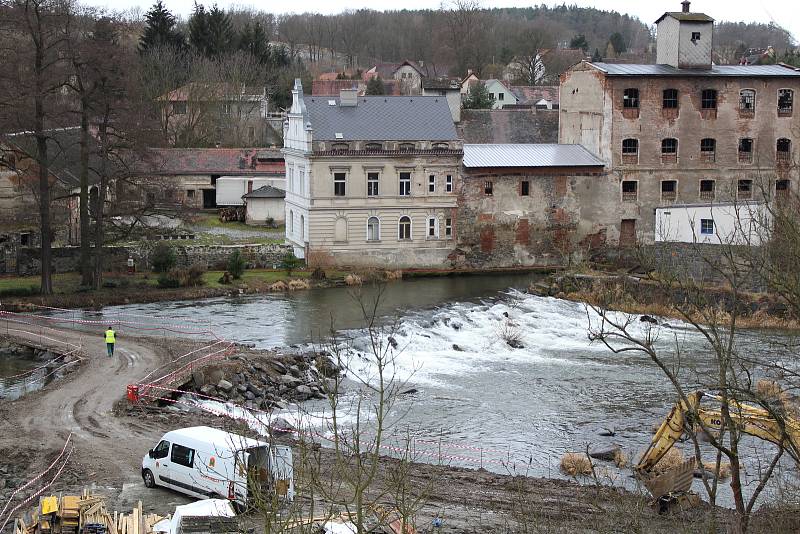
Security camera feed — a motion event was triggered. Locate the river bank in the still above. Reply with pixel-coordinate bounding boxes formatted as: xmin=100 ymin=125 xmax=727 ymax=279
xmin=0 ymin=266 xmax=554 ymax=311
xmin=530 ymin=271 xmax=800 ymax=330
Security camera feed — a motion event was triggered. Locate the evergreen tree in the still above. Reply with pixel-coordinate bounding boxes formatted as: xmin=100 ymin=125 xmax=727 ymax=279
xmin=570 ymin=34 xmax=589 ymax=53
xmin=239 ymin=21 xmax=269 ymax=63
xmin=366 ymin=76 xmax=385 ymax=95
xmin=206 ymin=5 xmax=235 ymax=57
xmin=462 ymin=82 xmax=495 ymax=109
xmin=592 ymin=48 xmax=602 ymax=62
xmin=188 ymin=3 xmax=211 ymax=56
xmin=138 ymin=0 xmax=184 ymax=54
xmin=609 ymin=32 xmax=626 ymax=55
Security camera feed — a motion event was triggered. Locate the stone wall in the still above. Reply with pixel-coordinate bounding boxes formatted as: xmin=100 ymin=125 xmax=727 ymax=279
xmin=458 ymin=109 xmax=559 ymax=144
xmin=15 ymin=243 xmax=293 ymax=275
xmin=454 ymin=167 xmax=619 ymax=268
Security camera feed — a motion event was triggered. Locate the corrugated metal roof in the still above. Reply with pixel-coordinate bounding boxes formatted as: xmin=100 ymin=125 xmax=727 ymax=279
xmin=306 ymin=96 xmax=458 ymax=141
xmin=590 ymin=62 xmax=800 ymax=77
xmin=463 ymin=144 xmax=604 ymax=168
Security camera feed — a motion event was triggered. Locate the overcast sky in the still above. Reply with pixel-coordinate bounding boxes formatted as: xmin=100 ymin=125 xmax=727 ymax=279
xmin=83 ymin=0 xmax=798 ymax=43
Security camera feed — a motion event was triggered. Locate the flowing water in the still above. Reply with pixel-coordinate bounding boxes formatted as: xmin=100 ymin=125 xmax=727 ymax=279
xmin=0 ymin=345 xmax=64 ymax=400
xmin=31 ymin=274 xmax=800 ymax=506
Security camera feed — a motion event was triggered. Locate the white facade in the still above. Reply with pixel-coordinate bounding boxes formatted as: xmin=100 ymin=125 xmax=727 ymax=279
xmin=215 ymin=176 xmax=285 ymax=206
xmin=485 ymin=79 xmax=518 ymax=109
xmin=655 ymin=202 xmax=770 ymax=245
xmin=282 ymin=80 xmax=313 ymax=259
xmin=244 ymin=197 xmax=285 ymax=225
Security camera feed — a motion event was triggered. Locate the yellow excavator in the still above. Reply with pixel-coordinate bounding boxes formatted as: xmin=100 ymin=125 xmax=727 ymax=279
xmin=634 ymin=390 xmax=800 ymax=501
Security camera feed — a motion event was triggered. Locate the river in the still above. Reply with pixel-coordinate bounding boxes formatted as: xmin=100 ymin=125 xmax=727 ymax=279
xmin=6 ymin=273 xmax=796 ymax=506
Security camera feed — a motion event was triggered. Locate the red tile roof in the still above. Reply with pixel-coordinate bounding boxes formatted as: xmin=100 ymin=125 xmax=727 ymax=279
xmin=509 ymin=85 xmax=559 ymax=106
xmin=145 ymin=148 xmax=284 ymax=176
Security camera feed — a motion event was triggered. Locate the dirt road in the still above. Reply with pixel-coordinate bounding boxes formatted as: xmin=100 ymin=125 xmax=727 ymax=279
xmin=0 ymin=317 xmax=195 ymax=513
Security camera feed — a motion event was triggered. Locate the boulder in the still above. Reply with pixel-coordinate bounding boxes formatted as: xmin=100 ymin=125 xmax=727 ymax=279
xmin=589 ymin=445 xmax=620 ymax=462
xmin=199 ymin=384 xmax=217 ymax=397
xmin=192 ymin=370 xmax=206 ymax=387
xmin=244 ymin=390 xmax=255 ymax=400
xmin=289 ymin=365 xmax=302 ymax=377
xmin=294 ymin=385 xmax=313 ymax=400
xmin=280 ymin=374 xmax=301 ymax=386
xmin=507 ymin=339 xmax=524 ymax=349
xmin=217 ymin=379 xmax=234 ymax=393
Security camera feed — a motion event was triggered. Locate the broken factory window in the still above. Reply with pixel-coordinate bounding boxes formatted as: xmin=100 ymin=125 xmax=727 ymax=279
xmin=700 ymin=179 xmax=715 ymax=200
xmin=661 ymin=138 xmax=678 ymax=163
xmin=700 ymin=138 xmax=716 ymax=157
xmin=738 ymin=138 xmax=754 ymax=164
xmin=661 ymin=180 xmax=677 ymax=201
xmin=738 ymin=179 xmax=753 ymax=199
xmin=777 ymin=138 xmax=792 ymax=164
xmin=623 ymin=88 xmax=639 ymax=108
xmin=739 ymin=89 xmax=756 ymax=114
xmin=691 ymin=31 xmax=701 ymax=43
xmin=520 ymin=180 xmax=530 ymax=196
xmin=776 ymin=179 xmax=791 ymax=198
xmin=622 ymin=180 xmax=638 ymax=202
xmin=778 ymin=89 xmax=794 ymax=116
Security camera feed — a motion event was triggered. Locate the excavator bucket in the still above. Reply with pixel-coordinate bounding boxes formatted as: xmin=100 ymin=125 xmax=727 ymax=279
xmin=641 ymin=458 xmax=696 ymax=499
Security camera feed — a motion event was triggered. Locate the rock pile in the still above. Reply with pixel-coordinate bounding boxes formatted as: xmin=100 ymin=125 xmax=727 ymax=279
xmin=188 ymin=351 xmax=342 ymax=411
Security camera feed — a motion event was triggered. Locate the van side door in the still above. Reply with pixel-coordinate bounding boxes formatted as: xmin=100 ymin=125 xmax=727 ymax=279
xmin=169 ymin=443 xmax=199 ymax=496
xmin=151 ymin=440 xmax=170 ymax=485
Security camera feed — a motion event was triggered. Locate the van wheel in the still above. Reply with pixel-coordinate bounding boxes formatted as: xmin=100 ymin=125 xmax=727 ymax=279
xmin=142 ymin=469 xmax=156 ymax=488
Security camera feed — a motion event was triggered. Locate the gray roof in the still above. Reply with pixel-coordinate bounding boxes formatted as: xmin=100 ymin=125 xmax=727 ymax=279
xmin=463 ymin=144 xmax=604 ymax=168
xmin=242 ymin=185 xmax=285 ymax=199
xmin=305 ymin=96 xmax=458 ymax=141
xmin=590 ymin=62 xmax=800 ymax=77
xmin=655 ymin=12 xmax=714 ymax=24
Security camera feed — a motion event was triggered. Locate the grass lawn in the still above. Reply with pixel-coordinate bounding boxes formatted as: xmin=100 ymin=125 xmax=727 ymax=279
xmin=190 ymin=213 xmax=285 ymax=234
xmin=200 ymin=269 xmax=312 ymax=288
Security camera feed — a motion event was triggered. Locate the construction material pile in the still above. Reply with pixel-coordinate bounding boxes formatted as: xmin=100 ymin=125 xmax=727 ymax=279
xmin=11 ymin=491 xmax=164 ymax=534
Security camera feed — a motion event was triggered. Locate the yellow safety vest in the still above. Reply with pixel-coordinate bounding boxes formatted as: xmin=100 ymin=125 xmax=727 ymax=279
xmin=105 ymin=330 xmax=116 ymax=344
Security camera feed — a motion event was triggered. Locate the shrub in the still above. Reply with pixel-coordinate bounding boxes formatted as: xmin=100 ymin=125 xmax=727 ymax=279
xmin=281 ymin=252 xmax=303 ymax=276
xmin=227 ymin=250 xmax=246 ymax=279
xmin=157 ymin=272 xmax=180 ymax=288
xmin=157 ymin=264 xmax=206 ymax=288
xmin=151 ymin=243 xmax=176 ymax=273
xmin=560 ymin=453 xmax=592 ymax=476
xmin=0 ymin=285 xmax=40 ymax=297
xmin=184 ymin=264 xmax=206 ymax=287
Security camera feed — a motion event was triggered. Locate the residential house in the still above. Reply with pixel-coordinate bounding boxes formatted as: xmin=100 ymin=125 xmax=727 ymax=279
xmin=364 ymin=61 xmax=424 ymax=95
xmin=508 ymin=86 xmax=559 ymax=110
xmin=460 ymin=72 xmax=479 ymax=96
xmin=158 ymin=82 xmax=271 ymax=147
xmin=484 ymin=79 xmax=518 ymax=109
xmin=422 ymin=77 xmax=463 ymax=122
xmin=242 ymin=185 xmax=286 ymax=225
xmin=456 ymin=144 xmax=612 ymax=267
xmin=282 ymin=82 xmax=462 ymax=266
xmin=144 ymin=148 xmax=284 ymax=209
xmin=559 ymin=1 xmax=800 ymax=246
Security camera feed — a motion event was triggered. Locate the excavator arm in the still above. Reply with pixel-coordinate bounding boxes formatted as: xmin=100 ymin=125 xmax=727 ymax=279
xmin=635 ymin=391 xmax=800 ymax=499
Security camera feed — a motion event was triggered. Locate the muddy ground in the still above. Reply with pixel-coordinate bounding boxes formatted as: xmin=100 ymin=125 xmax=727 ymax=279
xmin=1 ymin=320 xmax=797 ymax=533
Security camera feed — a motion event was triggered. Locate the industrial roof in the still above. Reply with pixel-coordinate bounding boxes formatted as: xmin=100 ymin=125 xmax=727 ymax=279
xmin=242 ymin=185 xmax=286 ymax=199
xmin=305 ymin=96 xmax=458 ymax=141
xmin=589 ymin=62 xmax=800 ymax=77
xmin=463 ymin=144 xmax=604 ymax=168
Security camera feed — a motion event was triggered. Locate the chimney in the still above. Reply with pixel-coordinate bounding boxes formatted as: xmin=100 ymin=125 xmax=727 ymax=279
xmin=681 ymin=1 xmax=690 ymax=12
xmin=340 ymin=88 xmax=358 ymax=107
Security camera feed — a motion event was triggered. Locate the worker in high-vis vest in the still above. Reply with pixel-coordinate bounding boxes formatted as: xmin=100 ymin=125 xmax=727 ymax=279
xmin=104 ymin=327 xmax=116 ymax=357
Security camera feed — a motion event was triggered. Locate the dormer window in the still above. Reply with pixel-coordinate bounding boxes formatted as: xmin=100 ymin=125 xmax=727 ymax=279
xmin=365 ymin=142 xmax=382 ymax=151
xmin=432 ymin=142 xmax=449 ymax=149
xmin=331 ymin=142 xmax=349 ymax=151
xmin=398 ymin=143 xmax=415 ymax=151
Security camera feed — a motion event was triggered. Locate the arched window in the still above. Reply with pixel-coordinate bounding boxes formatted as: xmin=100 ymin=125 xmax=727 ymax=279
xmin=432 ymin=142 xmax=449 ymax=150
xmin=365 ymin=142 xmax=382 ymax=151
xmin=367 ymin=216 xmax=380 ymax=241
xmin=398 ymin=143 xmax=415 ymax=151
xmin=398 ymin=216 xmax=411 ymax=240
xmin=334 ymin=217 xmax=347 ymax=242
xmin=622 ymin=138 xmax=638 ymax=154
xmin=331 ymin=142 xmax=349 ymax=151
xmin=300 ymin=214 xmax=305 ymax=240
xmin=289 ymin=210 xmax=294 ymax=234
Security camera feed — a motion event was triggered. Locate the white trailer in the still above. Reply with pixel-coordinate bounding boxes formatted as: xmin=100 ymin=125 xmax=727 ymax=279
xmin=215 ymin=177 xmax=285 ymax=206
xmin=141 ymin=426 xmax=294 ymax=510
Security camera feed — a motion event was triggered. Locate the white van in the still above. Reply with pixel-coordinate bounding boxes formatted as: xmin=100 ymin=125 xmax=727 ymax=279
xmin=141 ymin=426 xmax=294 ymax=510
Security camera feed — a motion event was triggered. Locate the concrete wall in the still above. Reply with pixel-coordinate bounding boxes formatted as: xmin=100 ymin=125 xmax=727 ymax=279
xmin=458 ymin=109 xmax=559 ymax=144
xmin=455 ymin=167 xmax=618 ymax=267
